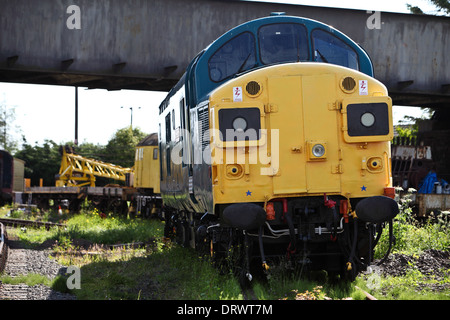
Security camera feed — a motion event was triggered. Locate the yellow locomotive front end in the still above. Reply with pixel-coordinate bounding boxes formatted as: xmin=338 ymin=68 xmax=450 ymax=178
xmin=210 ymin=62 xmax=394 ymax=207
xmin=208 ymin=62 xmax=398 ymax=275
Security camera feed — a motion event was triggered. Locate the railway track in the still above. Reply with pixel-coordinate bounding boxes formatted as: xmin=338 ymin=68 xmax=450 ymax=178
xmin=0 ymin=219 xmax=75 ymax=300
xmin=0 ymin=218 xmax=66 ymax=230
xmin=0 ymin=223 xmax=7 ymax=274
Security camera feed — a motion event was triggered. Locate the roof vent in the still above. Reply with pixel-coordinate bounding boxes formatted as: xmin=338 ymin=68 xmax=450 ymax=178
xmin=270 ymin=12 xmax=286 ymax=16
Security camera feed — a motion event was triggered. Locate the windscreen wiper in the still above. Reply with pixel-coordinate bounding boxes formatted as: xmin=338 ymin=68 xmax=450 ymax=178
xmin=237 ymin=52 xmax=252 ymax=73
xmin=315 ymin=49 xmax=328 ymax=63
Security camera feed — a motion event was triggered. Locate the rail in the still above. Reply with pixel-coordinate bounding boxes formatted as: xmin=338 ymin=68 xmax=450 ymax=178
xmin=0 ymin=218 xmax=66 ymax=230
xmin=0 ymin=223 xmax=7 ymax=273
xmin=355 ymin=286 xmax=378 ymax=300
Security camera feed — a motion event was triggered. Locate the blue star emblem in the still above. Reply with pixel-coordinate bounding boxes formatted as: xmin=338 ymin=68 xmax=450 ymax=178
xmin=246 ymin=190 xmax=252 ymax=196
xmin=361 ymin=185 xmax=367 ymax=191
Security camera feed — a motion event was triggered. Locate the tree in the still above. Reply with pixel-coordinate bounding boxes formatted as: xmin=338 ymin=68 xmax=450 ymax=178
xmin=103 ymin=126 xmax=148 ymax=168
xmin=13 ymin=126 xmax=148 ymax=187
xmin=407 ymin=0 xmax=450 ymax=15
xmin=0 ymin=99 xmax=21 ymax=153
xmin=430 ymin=0 xmax=450 ymax=14
xmin=14 ymin=140 xmax=61 ymax=186
xmin=407 ymin=4 xmax=424 ymax=14
xmin=395 ymin=109 xmax=433 ymax=140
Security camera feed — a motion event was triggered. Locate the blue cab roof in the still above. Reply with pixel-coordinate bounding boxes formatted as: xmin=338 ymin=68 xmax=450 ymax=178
xmin=185 ymin=15 xmax=374 ymax=107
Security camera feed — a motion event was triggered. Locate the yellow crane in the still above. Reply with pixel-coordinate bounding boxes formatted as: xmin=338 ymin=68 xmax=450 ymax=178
xmin=55 ymin=146 xmax=132 ymax=187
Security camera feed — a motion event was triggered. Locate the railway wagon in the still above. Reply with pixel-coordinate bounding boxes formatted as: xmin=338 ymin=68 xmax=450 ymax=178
xmin=158 ymin=13 xmax=398 ymax=280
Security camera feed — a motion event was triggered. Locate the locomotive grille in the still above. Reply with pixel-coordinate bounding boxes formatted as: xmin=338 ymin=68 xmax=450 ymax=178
xmin=198 ymin=107 xmax=209 ymax=151
xmin=245 ymin=81 xmax=261 ymax=96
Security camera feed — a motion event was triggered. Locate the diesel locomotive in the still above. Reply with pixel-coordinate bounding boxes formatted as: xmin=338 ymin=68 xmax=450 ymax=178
xmin=159 ymin=14 xmax=399 ymax=279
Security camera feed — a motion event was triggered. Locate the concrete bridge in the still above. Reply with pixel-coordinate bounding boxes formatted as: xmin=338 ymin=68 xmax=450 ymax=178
xmin=0 ymin=0 xmax=449 ymax=107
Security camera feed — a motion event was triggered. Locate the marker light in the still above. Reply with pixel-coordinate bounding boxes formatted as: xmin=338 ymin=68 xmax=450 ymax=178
xmin=312 ymin=144 xmax=326 ymax=157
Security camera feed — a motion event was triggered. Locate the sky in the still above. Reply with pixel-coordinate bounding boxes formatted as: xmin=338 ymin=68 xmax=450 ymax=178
xmin=0 ymin=0 xmax=439 ymax=147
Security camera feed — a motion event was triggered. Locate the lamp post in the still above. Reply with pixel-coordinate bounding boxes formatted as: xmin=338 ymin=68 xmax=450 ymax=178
xmin=121 ymin=106 xmax=141 ymax=129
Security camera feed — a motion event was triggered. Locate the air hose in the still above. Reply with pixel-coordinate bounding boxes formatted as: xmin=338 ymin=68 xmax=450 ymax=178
xmin=347 ymin=218 xmax=358 ymax=271
xmin=258 ymin=226 xmax=269 ymax=270
xmin=377 ymin=219 xmax=394 ymax=265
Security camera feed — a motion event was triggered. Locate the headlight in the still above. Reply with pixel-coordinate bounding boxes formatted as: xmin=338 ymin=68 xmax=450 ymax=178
xmin=232 ymin=117 xmax=247 ymax=132
xmin=361 ymin=112 xmax=375 ymax=127
xmin=312 ymin=144 xmax=326 ymax=157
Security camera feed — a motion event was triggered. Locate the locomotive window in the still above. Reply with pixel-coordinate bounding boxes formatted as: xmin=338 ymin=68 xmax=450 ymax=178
xmin=259 ymin=23 xmax=308 ymax=65
xmin=208 ymin=32 xmax=256 ymax=83
xmin=347 ymin=103 xmax=389 ymax=136
xmin=311 ymin=29 xmax=359 ymax=70
xmin=165 ymin=113 xmax=171 ymax=142
xmin=180 ymin=98 xmax=186 ymax=130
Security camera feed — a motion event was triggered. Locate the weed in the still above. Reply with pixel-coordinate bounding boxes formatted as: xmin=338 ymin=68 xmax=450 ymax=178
xmin=375 ymin=189 xmax=450 ymax=258
xmin=2 ymin=198 xmax=448 ymax=300
xmin=0 ymin=273 xmax=52 ymax=287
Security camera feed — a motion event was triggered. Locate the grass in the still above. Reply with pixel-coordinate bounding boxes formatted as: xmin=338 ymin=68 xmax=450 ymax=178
xmin=374 ymin=191 xmax=450 ymax=257
xmin=0 ymin=273 xmax=52 ymax=287
xmin=1 ymin=203 xmax=243 ymax=300
xmin=355 ymin=266 xmax=450 ymax=300
xmin=366 ymin=190 xmax=450 ymax=300
xmin=1 ymin=192 xmax=449 ymax=300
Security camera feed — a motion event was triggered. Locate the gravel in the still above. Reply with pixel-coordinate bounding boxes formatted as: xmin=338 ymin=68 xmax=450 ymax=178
xmin=372 ymin=249 xmax=450 ymax=292
xmin=376 ymin=249 xmax=450 ymax=280
xmin=0 ymin=237 xmax=77 ymax=300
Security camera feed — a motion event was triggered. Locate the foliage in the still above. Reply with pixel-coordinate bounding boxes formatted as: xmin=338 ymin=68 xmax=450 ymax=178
xmin=395 ymin=109 xmax=432 ymax=140
xmin=407 ymin=0 xmax=450 ymax=15
xmin=356 ymin=263 xmax=450 ymax=300
xmin=407 ymin=4 xmax=424 ymax=14
xmin=429 ymin=0 xmax=450 ymax=14
xmin=14 ymin=139 xmax=61 ymax=186
xmin=395 ymin=124 xmax=418 ymax=140
xmin=3 ymin=192 xmax=449 ymax=300
xmin=0 ymin=99 xmax=21 ymax=153
xmin=375 ymin=190 xmax=450 ymax=257
xmin=13 ymin=126 xmax=147 ymax=187
xmin=0 ymin=273 xmax=52 ymax=287
xmin=66 ymin=141 xmax=105 ymax=161
xmin=103 ymin=126 xmax=147 ymax=168
xmin=5 ymin=205 xmax=241 ymax=300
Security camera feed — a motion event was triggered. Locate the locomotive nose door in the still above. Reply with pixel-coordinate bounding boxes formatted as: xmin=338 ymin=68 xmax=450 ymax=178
xmin=268 ymin=76 xmax=307 ymax=194
xmin=301 ymin=73 xmax=341 ymax=193
xmin=268 ymin=73 xmax=341 ymax=195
